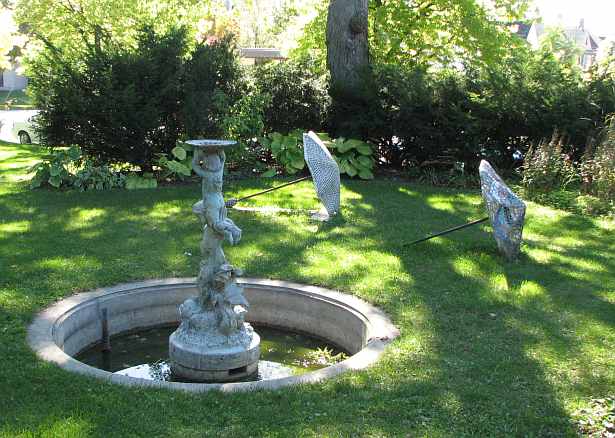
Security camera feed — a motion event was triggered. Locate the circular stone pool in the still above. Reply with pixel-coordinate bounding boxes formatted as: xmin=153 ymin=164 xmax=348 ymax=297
xmin=28 ymin=278 xmax=399 ymax=392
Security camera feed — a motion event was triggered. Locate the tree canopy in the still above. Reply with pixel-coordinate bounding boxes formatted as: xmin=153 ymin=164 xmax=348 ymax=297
xmin=13 ymin=0 xmax=217 ymax=64
xmin=296 ymin=0 xmax=532 ymax=70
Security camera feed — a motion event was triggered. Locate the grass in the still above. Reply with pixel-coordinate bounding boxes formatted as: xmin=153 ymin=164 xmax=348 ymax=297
xmin=0 ymin=142 xmax=47 ymax=187
xmin=0 ymin=141 xmax=614 ymax=437
xmin=0 ymin=90 xmax=34 ymax=110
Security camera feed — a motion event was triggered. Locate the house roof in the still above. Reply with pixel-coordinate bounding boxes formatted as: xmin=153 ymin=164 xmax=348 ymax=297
xmin=511 ymin=20 xmax=600 ymax=53
xmin=239 ymin=48 xmax=285 ymax=60
xmin=508 ymin=21 xmax=532 ymax=39
xmin=563 ymin=28 xmax=600 ymax=51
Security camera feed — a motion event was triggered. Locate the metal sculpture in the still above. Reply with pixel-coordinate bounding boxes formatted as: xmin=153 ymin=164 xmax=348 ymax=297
xmin=303 ymin=131 xmax=341 ymax=217
xmin=225 ymin=132 xmax=341 ymax=218
xmin=407 ymin=160 xmax=526 ymax=260
xmin=479 ymin=160 xmax=526 ymax=260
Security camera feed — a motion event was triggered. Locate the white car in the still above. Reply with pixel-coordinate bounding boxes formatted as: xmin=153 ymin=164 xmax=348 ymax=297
xmin=9 ymin=110 xmax=40 ymax=144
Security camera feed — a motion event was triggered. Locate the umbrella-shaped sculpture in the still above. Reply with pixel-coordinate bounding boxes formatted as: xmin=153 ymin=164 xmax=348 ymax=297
xmin=225 ymin=131 xmax=341 ymax=218
xmin=407 ymin=160 xmax=526 ymax=260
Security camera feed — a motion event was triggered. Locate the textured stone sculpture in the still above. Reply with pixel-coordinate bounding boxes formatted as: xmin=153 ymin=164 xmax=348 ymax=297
xmin=303 ymin=131 xmax=341 ymax=218
xmin=479 ymin=160 xmax=526 ymax=260
xmin=169 ymin=140 xmax=260 ymax=382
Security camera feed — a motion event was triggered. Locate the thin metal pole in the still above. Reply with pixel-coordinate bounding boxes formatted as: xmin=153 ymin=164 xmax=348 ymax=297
xmin=406 ymin=217 xmax=489 ymax=246
xmin=227 ymin=175 xmax=311 ymax=207
xmin=101 ymin=308 xmax=111 ymax=352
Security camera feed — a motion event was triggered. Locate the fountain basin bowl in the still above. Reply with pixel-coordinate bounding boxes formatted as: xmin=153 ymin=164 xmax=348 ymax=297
xmin=28 ymin=278 xmax=399 ymax=392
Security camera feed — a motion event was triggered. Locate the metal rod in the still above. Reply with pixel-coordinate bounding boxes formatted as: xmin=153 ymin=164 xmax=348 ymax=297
xmin=406 ymin=217 xmax=489 ymax=246
xmin=101 ymin=308 xmax=111 ymax=352
xmin=227 ymin=175 xmax=311 ymax=207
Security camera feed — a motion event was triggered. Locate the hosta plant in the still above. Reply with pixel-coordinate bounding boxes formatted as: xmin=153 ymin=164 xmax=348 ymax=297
xmin=29 ymin=145 xmax=82 ymax=188
xmin=260 ymin=130 xmax=305 ymax=175
xmin=73 ymin=163 xmax=126 ymax=191
xmin=156 ymin=143 xmax=193 ymax=181
xmin=322 ymin=135 xmax=375 ymax=180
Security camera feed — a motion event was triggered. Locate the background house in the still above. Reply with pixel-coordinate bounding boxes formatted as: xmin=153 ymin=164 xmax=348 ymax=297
xmin=512 ymin=19 xmax=602 ymax=70
xmin=0 ymin=65 xmax=28 ymax=91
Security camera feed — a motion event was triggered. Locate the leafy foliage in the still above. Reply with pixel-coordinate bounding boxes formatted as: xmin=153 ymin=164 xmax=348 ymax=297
xmin=73 ymin=163 xmax=126 ymax=191
xmin=260 ymin=130 xmax=376 ymax=180
xmin=182 ymin=34 xmax=246 ymax=139
xmin=326 ymin=42 xmax=595 ymax=171
xmin=29 ymin=145 xmax=81 ymax=189
xmin=221 ymin=91 xmax=272 ymax=172
xmin=260 ymin=130 xmax=305 ymax=175
xmin=253 ymin=58 xmax=329 ymax=134
xmin=15 ymin=0 xmax=211 ymax=64
xmin=30 ymin=25 xmax=187 ymax=171
xmin=30 ymin=145 xmax=126 ymax=191
xmin=521 ymin=124 xmax=615 ymax=217
xmin=321 ymin=134 xmax=375 ymax=179
xmin=581 ymin=116 xmax=615 ymax=204
xmin=295 ymin=0 xmax=530 ymax=71
xmin=522 ymin=132 xmax=579 ymax=195
xmin=156 ymin=144 xmax=193 ymax=182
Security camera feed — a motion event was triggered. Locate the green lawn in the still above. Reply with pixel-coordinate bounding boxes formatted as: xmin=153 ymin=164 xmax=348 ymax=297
xmin=0 ymin=142 xmax=613 ymax=437
xmin=0 ymin=90 xmax=34 ymax=110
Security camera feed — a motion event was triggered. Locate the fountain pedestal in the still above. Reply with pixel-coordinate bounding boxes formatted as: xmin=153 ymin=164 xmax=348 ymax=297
xmin=169 ymin=317 xmax=260 ymax=381
xmin=169 ymin=140 xmax=260 ymax=382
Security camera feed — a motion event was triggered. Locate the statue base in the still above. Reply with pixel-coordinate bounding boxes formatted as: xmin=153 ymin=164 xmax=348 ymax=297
xmin=169 ymin=329 xmax=260 ymax=382
xmin=168 ymin=298 xmax=261 ymax=382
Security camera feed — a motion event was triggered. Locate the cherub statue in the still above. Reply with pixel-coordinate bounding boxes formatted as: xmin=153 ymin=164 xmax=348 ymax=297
xmin=192 ymin=147 xmax=245 ymax=328
xmin=192 ymin=148 xmax=242 ymax=261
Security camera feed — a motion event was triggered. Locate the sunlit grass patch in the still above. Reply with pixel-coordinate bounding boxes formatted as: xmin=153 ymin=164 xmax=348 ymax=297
xmin=0 ymin=142 xmax=613 ymax=437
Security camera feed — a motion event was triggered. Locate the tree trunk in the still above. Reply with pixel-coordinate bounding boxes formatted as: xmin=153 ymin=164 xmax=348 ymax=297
xmin=326 ymin=0 xmax=369 ymax=93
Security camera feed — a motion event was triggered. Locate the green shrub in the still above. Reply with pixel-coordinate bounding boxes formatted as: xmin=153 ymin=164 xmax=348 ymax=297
xmin=30 ymin=26 xmax=188 ymax=171
xmin=575 ymin=194 xmax=612 ymax=216
xmin=522 ymin=133 xmax=579 ymax=195
xmin=222 ymin=91 xmax=271 ymax=172
xmin=253 ymin=58 xmax=329 ymax=134
xmin=410 ymin=162 xmax=480 ymax=188
xmin=182 ymin=35 xmax=245 ymax=139
xmin=260 ymin=131 xmax=376 ymax=180
xmin=30 ymin=145 xmax=127 ymax=191
xmin=73 ymin=163 xmax=126 ymax=191
xmin=581 ymin=116 xmax=615 ymax=203
xmin=156 ymin=144 xmax=193 ymax=182
xmin=325 ymin=44 xmax=599 ymax=172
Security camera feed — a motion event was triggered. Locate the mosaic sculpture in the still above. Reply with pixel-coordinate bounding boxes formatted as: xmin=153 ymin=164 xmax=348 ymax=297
xmin=224 ymin=132 xmax=341 ymax=219
xmin=479 ymin=160 xmax=526 ymax=260
xmin=303 ymin=131 xmax=341 ymax=218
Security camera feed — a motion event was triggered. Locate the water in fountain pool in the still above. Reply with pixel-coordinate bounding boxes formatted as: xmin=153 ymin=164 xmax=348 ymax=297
xmin=76 ymin=325 xmax=347 ymax=383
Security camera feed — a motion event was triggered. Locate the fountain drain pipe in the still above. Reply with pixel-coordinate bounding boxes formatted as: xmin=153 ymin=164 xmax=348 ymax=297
xmin=101 ymin=308 xmax=111 ymax=352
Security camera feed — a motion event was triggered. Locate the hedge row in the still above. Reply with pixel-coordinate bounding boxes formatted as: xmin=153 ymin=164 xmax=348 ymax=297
xmin=30 ymin=26 xmax=615 ymax=173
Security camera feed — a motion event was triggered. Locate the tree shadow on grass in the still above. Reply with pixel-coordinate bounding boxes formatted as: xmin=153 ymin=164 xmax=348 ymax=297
xmin=0 ymin=179 xmax=613 ymax=436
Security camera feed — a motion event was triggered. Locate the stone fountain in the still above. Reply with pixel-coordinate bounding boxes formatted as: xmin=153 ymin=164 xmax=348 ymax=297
xmin=168 ymin=140 xmax=260 ymax=382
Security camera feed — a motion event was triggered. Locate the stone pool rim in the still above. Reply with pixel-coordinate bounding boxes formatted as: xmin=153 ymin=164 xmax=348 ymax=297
xmin=27 ymin=278 xmax=400 ymax=393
